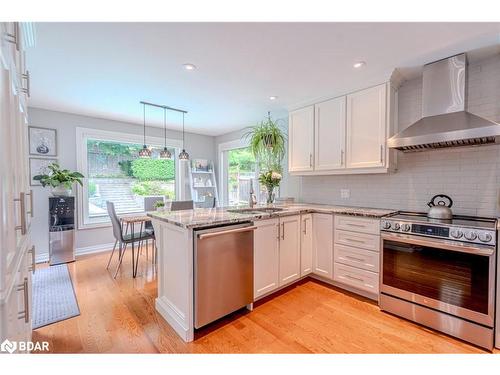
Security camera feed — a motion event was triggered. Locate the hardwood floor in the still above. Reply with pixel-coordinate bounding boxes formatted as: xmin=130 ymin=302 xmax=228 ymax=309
xmin=32 ymin=247 xmax=496 ymax=354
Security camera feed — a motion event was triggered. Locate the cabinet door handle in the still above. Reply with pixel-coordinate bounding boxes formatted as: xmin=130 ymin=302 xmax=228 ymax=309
xmin=17 ymin=277 xmax=29 ymax=323
xmin=28 ymin=245 xmax=36 ymax=273
xmin=345 ymin=255 xmax=365 ymax=262
xmin=26 ymin=189 xmax=34 ymax=217
xmin=344 ymin=274 xmax=365 ymax=283
xmin=340 ymin=149 xmax=344 ymax=166
xmin=281 ymin=223 xmax=285 ymax=240
xmin=5 ymin=22 xmax=20 ymax=51
xmin=14 ymin=192 xmax=27 ymax=235
xmin=303 ymin=219 xmax=307 ymax=235
xmin=380 ymin=145 xmax=384 ymax=163
xmin=309 ymin=153 xmax=312 ymax=167
xmin=20 ymin=70 xmax=30 ymax=97
xmin=276 ymin=224 xmax=280 ymax=240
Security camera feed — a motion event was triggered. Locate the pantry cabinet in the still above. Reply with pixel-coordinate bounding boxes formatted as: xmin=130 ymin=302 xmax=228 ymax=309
xmin=312 ymin=213 xmax=333 ymax=279
xmin=288 ymin=105 xmax=314 ymax=172
xmin=0 ymin=22 xmax=34 ymax=352
xmin=288 ymin=82 xmax=395 ymax=175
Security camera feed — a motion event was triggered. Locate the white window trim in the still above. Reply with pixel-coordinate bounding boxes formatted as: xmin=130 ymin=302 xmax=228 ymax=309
xmin=218 ymin=138 xmax=263 ymax=206
xmin=76 ymin=127 xmax=183 ymax=230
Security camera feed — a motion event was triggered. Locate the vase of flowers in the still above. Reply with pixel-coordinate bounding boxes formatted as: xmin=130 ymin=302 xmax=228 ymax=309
xmin=258 ymin=170 xmax=282 ymax=205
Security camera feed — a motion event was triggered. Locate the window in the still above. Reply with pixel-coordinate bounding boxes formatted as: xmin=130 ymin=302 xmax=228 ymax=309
xmin=76 ymin=128 xmax=183 ymax=228
xmin=219 ymin=140 xmax=265 ymax=206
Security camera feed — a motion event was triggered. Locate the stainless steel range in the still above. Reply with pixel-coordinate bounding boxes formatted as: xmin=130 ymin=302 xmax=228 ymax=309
xmin=379 ymin=212 xmax=497 ymax=350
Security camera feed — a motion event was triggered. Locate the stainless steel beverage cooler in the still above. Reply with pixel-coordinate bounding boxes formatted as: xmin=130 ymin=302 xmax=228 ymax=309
xmin=49 ymin=196 xmax=75 ymax=265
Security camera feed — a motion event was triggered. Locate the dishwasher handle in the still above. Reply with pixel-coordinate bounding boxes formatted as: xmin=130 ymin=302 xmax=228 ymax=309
xmin=198 ymin=226 xmax=257 ymax=240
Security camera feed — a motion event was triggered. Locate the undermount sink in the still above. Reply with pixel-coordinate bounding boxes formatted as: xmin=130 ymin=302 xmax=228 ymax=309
xmin=227 ymin=207 xmax=285 ymax=214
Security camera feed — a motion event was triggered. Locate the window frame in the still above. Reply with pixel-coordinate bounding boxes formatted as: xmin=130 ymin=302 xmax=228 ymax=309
xmin=218 ymin=139 xmax=263 ymax=206
xmin=76 ymin=127 xmax=183 ymax=230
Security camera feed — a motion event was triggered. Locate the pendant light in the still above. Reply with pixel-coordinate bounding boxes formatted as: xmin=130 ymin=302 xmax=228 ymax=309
xmin=138 ymin=103 xmax=152 ymax=158
xmin=178 ymin=112 xmax=189 ymax=160
xmin=159 ymin=107 xmax=172 ymax=159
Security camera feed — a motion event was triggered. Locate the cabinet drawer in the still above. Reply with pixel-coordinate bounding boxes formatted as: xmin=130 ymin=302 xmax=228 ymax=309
xmin=334 ymin=229 xmax=380 ymax=252
xmin=334 ymin=263 xmax=379 ymax=294
xmin=334 ymin=244 xmax=379 ymax=273
xmin=334 ymin=215 xmax=379 ymax=235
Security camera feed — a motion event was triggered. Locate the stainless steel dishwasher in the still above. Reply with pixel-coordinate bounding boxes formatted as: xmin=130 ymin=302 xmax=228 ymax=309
xmin=194 ymin=222 xmax=255 ymax=329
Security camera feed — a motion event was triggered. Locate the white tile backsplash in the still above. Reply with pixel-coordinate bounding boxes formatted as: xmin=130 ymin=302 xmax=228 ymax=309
xmin=299 ymin=54 xmax=500 ymax=217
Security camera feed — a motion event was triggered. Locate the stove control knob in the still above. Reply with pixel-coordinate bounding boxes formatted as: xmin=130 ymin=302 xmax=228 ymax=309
xmin=393 ymin=222 xmax=400 ymax=230
xmin=464 ymin=231 xmax=477 ymax=241
xmin=382 ymin=221 xmax=391 ymax=230
xmin=401 ymin=224 xmax=411 ymax=232
xmin=478 ymin=232 xmax=492 ymax=243
xmin=450 ymin=229 xmax=463 ymax=239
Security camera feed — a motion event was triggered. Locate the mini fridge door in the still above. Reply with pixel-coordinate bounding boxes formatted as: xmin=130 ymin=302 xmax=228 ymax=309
xmin=49 ymin=228 xmax=75 ymax=265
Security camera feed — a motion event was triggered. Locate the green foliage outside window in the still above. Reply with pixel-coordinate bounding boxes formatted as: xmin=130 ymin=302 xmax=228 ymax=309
xmin=131 ymin=158 xmax=175 ymax=181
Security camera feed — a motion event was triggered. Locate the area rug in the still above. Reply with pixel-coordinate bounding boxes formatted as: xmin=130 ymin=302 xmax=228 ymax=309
xmin=32 ymin=264 xmax=80 ymax=329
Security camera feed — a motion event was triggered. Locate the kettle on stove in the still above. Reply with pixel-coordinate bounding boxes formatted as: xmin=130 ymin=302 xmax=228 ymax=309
xmin=427 ymin=194 xmax=453 ymax=220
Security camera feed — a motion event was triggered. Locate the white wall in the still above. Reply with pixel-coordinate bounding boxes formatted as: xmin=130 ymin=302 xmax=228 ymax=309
xmin=299 ymin=54 xmax=500 ymax=217
xmin=28 ymin=107 xmax=216 ymax=261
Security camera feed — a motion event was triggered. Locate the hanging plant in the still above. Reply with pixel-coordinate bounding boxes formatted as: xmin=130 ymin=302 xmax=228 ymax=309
xmin=243 ymin=112 xmax=286 ymax=172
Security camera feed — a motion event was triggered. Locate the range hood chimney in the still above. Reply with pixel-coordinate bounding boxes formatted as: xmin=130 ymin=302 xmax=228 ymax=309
xmin=387 ymin=53 xmax=500 ymax=152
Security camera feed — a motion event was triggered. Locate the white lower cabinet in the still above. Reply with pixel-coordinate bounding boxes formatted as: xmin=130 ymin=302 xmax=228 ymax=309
xmin=312 ymin=213 xmax=333 ymax=279
xmin=300 ymin=214 xmax=313 ymax=276
xmin=254 ymin=218 xmax=280 ymax=299
xmin=279 ymin=215 xmax=301 ymax=286
xmin=333 ymin=215 xmax=380 ymax=298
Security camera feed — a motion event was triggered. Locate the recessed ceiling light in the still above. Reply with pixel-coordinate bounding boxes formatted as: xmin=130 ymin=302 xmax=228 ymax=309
xmin=183 ymin=63 xmax=196 ymax=71
xmin=353 ymin=61 xmax=366 ymax=69
xmin=269 ymin=96 xmax=277 ymax=100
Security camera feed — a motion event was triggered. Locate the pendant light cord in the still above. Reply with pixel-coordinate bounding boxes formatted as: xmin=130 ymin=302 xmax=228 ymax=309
xmin=182 ymin=112 xmax=185 ymax=149
xmin=164 ymin=107 xmax=167 ymax=148
xmin=143 ymin=103 xmax=146 ymax=145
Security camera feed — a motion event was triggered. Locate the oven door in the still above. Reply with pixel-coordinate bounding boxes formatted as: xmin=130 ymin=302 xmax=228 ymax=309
xmin=380 ymin=232 xmax=495 ymax=327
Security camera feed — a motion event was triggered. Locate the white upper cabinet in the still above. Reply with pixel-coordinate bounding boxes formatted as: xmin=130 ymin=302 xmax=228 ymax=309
xmin=288 ymin=82 xmax=395 ymax=175
xmin=288 ymin=105 xmax=314 ymax=172
xmin=346 ymin=83 xmax=387 ymax=169
xmin=315 ymin=97 xmax=346 ymax=171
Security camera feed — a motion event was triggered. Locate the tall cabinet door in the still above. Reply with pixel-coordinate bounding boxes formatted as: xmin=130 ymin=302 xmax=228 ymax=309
xmin=300 ymin=214 xmax=313 ymax=276
xmin=289 ymin=105 xmax=314 ymax=172
xmin=279 ymin=215 xmax=301 ymax=286
xmin=314 ymin=97 xmax=346 ymax=171
xmin=345 ymin=83 xmax=387 ymax=169
xmin=313 ymin=213 xmax=333 ymax=279
xmin=254 ymin=218 xmax=280 ymax=299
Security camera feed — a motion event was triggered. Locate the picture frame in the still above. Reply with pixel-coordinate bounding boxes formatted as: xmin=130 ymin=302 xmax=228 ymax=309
xmin=30 ymin=157 xmax=58 ymax=186
xmin=29 ymin=126 xmax=57 ymax=157
xmin=192 ymin=158 xmax=210 ymax=172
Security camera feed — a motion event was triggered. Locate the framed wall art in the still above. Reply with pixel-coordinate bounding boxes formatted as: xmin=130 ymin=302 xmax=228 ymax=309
xmin=29 ymin=126 xmax=57 ymax=156
xmin=29 ymin=157 xmax=58 ymax=186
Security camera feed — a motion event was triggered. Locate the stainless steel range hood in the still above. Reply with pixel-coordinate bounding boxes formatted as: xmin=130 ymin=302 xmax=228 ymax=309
xmin=387 ymin=53 xmax=500 ymax=152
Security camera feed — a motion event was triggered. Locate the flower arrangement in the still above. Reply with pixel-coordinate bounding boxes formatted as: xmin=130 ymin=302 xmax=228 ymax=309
xmin=258 ymin=170 xmax=282 ymax=204
xmin=154 ymin=200 xmax=166 ymax=212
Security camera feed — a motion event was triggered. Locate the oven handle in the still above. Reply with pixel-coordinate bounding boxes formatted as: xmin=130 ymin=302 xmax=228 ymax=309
xmin=381 ymin=232 xmax=495 ymax=256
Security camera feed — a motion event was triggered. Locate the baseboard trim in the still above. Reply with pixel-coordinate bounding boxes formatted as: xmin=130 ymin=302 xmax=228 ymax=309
xmin=35 ymin=242 xmax=115 ymax=264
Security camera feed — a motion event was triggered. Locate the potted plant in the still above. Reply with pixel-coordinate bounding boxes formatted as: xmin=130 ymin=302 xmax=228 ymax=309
xmin=33 ymin=163 xmax=84 ymax=197
xmin=244 ymin=112 xmax=286 ymax=204
xmin=154 ymin=200 xmax=166 ymax=212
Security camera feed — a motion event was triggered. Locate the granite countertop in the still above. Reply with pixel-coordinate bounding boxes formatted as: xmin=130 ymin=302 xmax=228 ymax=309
xmin=147 ymin=203 xmax=397 ymax=229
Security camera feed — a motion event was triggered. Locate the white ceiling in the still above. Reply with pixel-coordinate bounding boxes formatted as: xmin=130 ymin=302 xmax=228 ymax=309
xmin=27 ymin=22 xmax=500 ymax=136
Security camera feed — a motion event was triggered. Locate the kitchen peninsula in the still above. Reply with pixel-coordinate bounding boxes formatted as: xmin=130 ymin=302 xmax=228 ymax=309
xmin=148 ymin=204 xmax=394 ymax=342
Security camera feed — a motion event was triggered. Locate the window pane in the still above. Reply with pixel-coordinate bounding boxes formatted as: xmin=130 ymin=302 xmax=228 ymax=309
xmin=87 ymin=139 xmax=176 ymax=218
xmin=227 ymin=147 xmax=257 ymax=206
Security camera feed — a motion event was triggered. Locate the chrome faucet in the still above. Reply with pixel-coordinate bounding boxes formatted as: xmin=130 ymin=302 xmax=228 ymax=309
xmin=249 ymin=180 xmax=257 ymax=208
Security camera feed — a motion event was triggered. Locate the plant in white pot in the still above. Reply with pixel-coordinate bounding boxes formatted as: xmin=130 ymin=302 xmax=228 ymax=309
xmin=33 ymin=163 xmax=84 ymax=196
xmin=243 ymin=112 xmax=286 ymax=204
